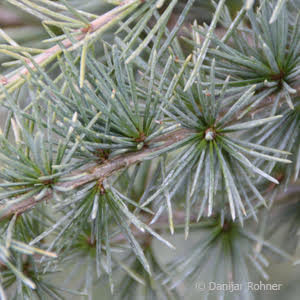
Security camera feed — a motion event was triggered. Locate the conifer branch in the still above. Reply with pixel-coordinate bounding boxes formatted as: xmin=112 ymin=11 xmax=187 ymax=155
xmin=0 ymin=1 xmax=299 ymax=297
xmin=1 ymin=78 xmax=299 ymax=221
xmin=0 ymin=128 xmax=192 ymax=221
xmin=0 ymin=0 xmax=143 ymax=96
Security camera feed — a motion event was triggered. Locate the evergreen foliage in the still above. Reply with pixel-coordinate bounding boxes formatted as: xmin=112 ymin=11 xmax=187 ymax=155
xmin=0 ymin=0 xmax=299 ymax=299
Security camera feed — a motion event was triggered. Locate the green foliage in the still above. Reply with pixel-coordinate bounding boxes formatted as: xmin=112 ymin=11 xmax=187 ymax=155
xmin=0 ymin=223 xmax=60 ymax=299
xmin=200 ymin=0 xmax=300 ymax=110
xmin=160 ymin=217 xmax=291 ymax=299
xmin=0 ymin=0 xmax=299 ymax=299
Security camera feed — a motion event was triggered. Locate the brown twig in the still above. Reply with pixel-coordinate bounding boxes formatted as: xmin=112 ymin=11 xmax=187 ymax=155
xmin=0 ymin=0 xmax=143 ymax=93
xmin=0 ymin=84 xmax=299 ymax=220
xmin=0 ymin=128 xmax=192 ymax=221
xmin=0 ymin=0 xmax=299 ymax=225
